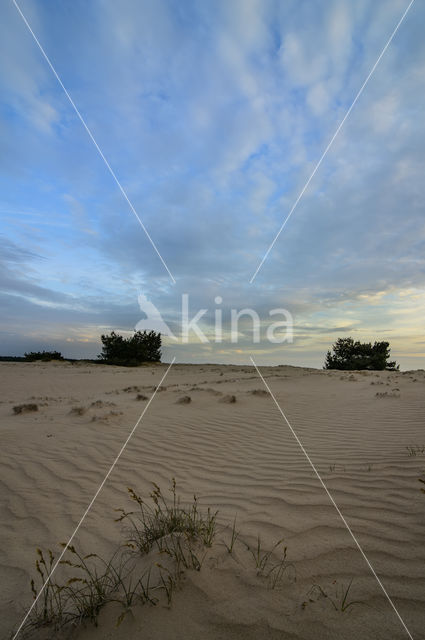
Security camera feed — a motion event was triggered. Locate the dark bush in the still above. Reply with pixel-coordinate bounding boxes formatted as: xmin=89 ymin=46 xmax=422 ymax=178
xmin=13 ymin=403 xmax=39 ymax=414
xmin=324 ymin=337 xmax=399 ymax=371
xmin=24 ymin=350 xmax=64 ymax=362
xmin=99 ymin=330 xmax=161 ymax=366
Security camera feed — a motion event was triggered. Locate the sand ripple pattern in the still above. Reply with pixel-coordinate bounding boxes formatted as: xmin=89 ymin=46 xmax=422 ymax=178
xmin=1 ymin=363 xmax=424 ymax=639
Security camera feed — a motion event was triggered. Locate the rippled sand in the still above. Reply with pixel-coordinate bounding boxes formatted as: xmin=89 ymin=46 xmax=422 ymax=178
xmin=1 ymin=361 xmax=424 ymax=639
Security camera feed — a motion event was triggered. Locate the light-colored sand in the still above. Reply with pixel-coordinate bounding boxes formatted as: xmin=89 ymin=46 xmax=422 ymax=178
xmin=1 ymin=361 xmax=424 ymax=640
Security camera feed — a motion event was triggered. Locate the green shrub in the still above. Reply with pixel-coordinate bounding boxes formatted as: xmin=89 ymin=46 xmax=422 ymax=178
xmin=98 ymin=330 xmax=161 ymax=366
xmin=324 ymin=337 xmax=398 ymax=371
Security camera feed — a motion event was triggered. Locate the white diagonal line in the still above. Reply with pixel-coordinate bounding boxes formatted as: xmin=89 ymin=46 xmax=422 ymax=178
xmin=12 ymin=358 xmax=176 ymax=640
xmin=250 ymin=0 xmax=415 ymax=283
xmin=12 ymin=0 xmax=176 ymax=285
xmin=250 ymin=356 xmax=413 ymax=640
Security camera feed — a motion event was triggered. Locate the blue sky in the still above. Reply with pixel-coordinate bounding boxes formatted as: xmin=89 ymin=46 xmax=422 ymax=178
xmin=0 ymin=0 xmax=424 ymax=368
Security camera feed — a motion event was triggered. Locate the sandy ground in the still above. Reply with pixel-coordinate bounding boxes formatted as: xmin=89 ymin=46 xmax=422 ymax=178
xmin=0 ymin=361 xmax=424 ymax=640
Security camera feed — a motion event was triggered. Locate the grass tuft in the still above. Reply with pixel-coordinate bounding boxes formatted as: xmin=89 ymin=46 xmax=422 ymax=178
xmin=115 ymin=479 xmax=218 ymax=554
xmin=223 ymin=517 xmax=240 ymax=554
xmin=245 ymin=536 xmax=294 ymax=589
xmin=13 ymin=403 xmax=38 ymax=415
xmin=406 ymin=445 xmax=425 ymax=457
xmin=17 ymin=480 xmax=219 ymax=637
xmin=304 ymin=578 xmax=365 ymax=613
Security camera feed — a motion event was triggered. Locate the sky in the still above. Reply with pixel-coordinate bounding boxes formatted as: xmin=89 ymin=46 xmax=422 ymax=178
xmin=0 ymin=0 xmax=424 ymax=369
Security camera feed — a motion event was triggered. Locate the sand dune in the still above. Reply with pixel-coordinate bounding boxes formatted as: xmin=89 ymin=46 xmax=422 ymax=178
xmin=1 ymin=362 xmax=424 ymax=639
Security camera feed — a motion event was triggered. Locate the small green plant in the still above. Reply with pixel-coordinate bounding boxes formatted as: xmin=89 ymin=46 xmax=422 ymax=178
xmin=305 ymin=579 xmax=364 ymax=612
xmin=247 ymin=535 xmax=272 ymax=571
xmin=114 ymin=568 xmax=157 ymax=627
xmin=406 ymin=445 xmax=425 ymax=457
xmin=13 ymin=403 xmax=38 ymax=415
xmin=246 ymin=536 xmax=294 ymax=589
xmin=30 ymin=548 xmax=67 ymax=630
xmin=115 ymin=479 xmax=218 ymax=554
xmin=223 ymin=517 xmax=240 ymax=554
xmin=329 ymin=578 xmax=364 ymax=612
xmin=22 ymin=546 xmax=121 ymax=635
xmin=158 ymin=530 xmax=207 ymax=573
xmin=328 ymin=463 xmax=346 ymax=473
xmin=156 ymin=564 xmax=176 ymax=607
xmin=267 ymin=545 xmax=293 ymax=589
xmin=58 ymin=544 xmax=123 ymax=626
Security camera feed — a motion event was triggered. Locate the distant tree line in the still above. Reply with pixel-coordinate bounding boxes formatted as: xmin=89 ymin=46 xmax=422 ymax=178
xmin=3 ymin=333 xmax=397 ymax=371
xmin=24 ymin=350 xmax=64 ymax=362
xmin=1 ymin=331 xmax=162 ymax=367
xmin=324 ymin=337 xmax=398 ymax=371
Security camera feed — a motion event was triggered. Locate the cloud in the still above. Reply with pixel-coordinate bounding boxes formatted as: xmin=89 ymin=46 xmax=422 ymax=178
xmin=0 ymin=0 xmax=424 ymax=369
xmin=0 ymin=2 xmax=61 ymax=134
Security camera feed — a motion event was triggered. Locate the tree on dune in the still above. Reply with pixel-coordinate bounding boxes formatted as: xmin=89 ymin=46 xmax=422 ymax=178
xmin=99 ymin=330 xmax=161 ymax=366
xmin=324 ymin=337 xmax=399 ymax=371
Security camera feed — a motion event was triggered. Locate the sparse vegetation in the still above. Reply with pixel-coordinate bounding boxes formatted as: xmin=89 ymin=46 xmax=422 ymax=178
xmin=328 ymin=463 xmax=346 ymax=473
xmin=245 ymin=536 xmax=293 ymax=589
xmin=23 ymin=544 xmax=152 ymax=635
xmin=304 ymin=578 xmax=364 ymax=613
xmin=406 ymin=445 xmax=425 ymax=457
xmin=18 ymin=480 xmax=295 ymax=638
xmin=220 ymin=394 xmax=236 ymax=403
xmin=324 ymin=338 xmax=399 ymax=371
xmin=327 ymin=578 xmax=364 ymax=612
xmin=115 ymin=480 xmax=217 ymax=553
xmin=375 ymin=391 xmax=400 ymax=398
xmin=69 ymin=406 xmax=86 ymax=416
xmin=13 ymin=403 xmax=38 ymax=415
xmin=250 ymin=389 xmax=269 ymax=397
xmin=20 ymin=480 xmax=214 ymax=637
xmin=223 ymin=517 xmax=239 ymax=554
